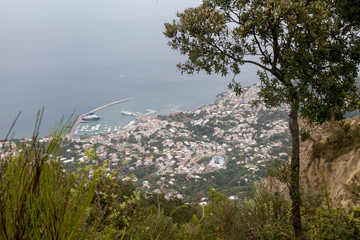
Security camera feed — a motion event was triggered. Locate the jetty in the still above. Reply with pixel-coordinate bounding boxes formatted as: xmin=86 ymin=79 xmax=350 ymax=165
xmin=85 ymin=97 xmax=134 ymax=115
xmin=67 ymin=97 xmax=134 ymax=139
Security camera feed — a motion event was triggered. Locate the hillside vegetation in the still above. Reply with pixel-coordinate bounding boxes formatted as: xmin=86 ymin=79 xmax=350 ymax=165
xmin=2 ymin=120 xmax=360 ymax=239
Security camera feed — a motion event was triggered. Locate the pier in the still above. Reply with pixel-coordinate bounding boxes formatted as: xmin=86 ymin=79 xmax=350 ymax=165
xmin=120 ymin=109 xmax=157 ymax=120
xmin=67 ymin=97 xmax=134 ymax=139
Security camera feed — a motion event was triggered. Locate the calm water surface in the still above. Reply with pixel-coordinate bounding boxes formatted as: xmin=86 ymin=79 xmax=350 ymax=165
xmin=0 ymin=0 xmax=259 ymax=138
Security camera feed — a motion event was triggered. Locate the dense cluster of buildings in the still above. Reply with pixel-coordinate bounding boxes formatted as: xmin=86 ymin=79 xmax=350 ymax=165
xmin=64 ymin=85 xmax=290 ymax=197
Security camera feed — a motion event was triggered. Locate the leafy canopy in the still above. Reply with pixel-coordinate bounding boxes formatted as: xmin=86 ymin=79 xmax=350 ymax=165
xmin=165 ymin=0 xmax=360 ymax=123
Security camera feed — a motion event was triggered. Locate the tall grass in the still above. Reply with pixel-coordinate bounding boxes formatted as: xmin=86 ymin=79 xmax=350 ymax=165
xmin=0 ymin=113 xmax=97 ymax=239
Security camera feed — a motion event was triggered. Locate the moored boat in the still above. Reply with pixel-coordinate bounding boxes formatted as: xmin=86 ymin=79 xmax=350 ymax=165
xmin=82 ymin=112 xmax=101 ymax=120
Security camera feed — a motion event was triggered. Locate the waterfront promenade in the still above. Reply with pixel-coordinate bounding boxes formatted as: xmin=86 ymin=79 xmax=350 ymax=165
xmin=67 ymin=97 xmax=134 ymax=139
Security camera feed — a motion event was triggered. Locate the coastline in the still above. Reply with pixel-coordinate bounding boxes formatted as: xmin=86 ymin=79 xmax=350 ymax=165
xmin=71 ymin=87 xmax=233 ymax=137
xmin=71 ymin=85 xmax=262 ymax=138
xmin=64 ymin=84 xmax=290 ymax=201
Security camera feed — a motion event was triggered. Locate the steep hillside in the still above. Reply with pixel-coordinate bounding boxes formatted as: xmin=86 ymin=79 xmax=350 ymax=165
xmin=263 ymin=115 xmax=360 ymax=207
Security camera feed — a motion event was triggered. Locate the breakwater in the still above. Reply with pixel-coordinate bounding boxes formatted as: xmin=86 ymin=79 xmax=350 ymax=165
xmin=85 ymin=97 xmax=134 ymax=115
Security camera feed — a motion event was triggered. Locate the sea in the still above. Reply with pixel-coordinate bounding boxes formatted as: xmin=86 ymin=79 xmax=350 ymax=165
xmin=0 ymin=0 xmax=259 ymax=138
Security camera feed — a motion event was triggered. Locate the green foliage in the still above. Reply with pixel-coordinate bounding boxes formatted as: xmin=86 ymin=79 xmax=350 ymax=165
xmin=342 ymin=123 xmax=351 ymax=134
xmin=3 ymin=130 xmax=360 ymax=239
xmin=0 ymin=118 xmax=99 ymax=239
xmin=313 ymin=121 xmax=360 ymax=161
xmin=301 ymin=131 xmax=311 ymax=142
xmin=125 ymin=209 xmax=180 ymax=240
xmin=268 ymin=160 xmax=291 ymax=189
xmin=164 ymin=0 xmax=360 ymax=123
xmin=208 ymin=188 xmax=227 ymax=203
xmin=141 ymin=194 xmax=193 ymax=225
xmin=194 ymin=188 xmax=294 ymax=240
xmin=335 ymin=0 xmax=360 ymax=27
xmin=177 ymin=187 xmax=360 ymax=240
xmin=5 ymin=113 xmax=360 ymax=239
xmin=165 ymin=1 xmax=360 ymax=236
xmin=303 ymin=205 xmax=360 ymax=240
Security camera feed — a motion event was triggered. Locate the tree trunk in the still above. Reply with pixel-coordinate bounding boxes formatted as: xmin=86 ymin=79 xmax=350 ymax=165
xmin=289 ymin=106 xmax=305 ymax=239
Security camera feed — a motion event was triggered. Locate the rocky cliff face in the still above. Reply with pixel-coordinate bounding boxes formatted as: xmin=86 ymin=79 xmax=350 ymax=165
xmin=262 ymin=115 xmax=360 ymax=207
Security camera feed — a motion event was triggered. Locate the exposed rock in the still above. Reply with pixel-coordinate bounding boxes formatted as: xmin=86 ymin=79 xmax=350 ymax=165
xmin=262 ymin=115 xmax=360 ymax=207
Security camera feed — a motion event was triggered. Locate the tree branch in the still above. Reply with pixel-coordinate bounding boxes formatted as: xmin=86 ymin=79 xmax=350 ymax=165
xmin=242 ymin=60 xmax=273 ymax=73
xmin=253 ymin=31 xmax=268 ymax=58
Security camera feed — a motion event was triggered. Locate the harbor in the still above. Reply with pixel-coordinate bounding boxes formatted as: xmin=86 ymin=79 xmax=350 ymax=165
xmin=67 ymin=97 xmax=161 ymax=139
xmin=67 ymin=97 xmax=134 ymax=139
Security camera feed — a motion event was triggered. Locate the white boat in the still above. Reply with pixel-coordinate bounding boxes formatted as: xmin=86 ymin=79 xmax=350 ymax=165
xmin=82 ymin=112 xmax=101 ymax=120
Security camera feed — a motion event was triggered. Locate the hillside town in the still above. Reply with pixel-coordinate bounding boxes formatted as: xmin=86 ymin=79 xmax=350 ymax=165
xmin=54 ymin=85 xmax=289 ymax=200
xmin=14 ymin=85 xmax=291 ymax=200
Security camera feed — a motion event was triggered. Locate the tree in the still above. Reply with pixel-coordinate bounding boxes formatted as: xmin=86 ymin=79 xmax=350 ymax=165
xmin=335 ymin=0 xmax=360 ymax=27
xmin=164 ymin=0 xmax=360 ymax=238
